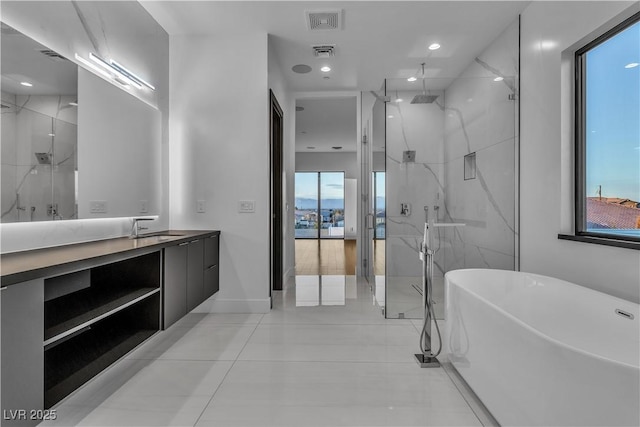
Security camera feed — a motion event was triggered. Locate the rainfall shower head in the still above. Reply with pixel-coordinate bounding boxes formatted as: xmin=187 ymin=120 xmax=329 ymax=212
xmin=411 ymin=62 xmax=439 ymax=104
xmin=34 ymin=152 xmax=51 ymax=164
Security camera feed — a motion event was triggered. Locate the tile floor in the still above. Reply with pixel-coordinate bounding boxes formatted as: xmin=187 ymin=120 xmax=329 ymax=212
xmin=42 ymin=276 xmax=492 ymax=427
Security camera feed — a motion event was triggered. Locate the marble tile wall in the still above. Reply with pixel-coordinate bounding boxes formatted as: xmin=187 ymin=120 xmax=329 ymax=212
xmin=443 ymin=19 xmax=519 ymax=273
xmin=384 ymin=17 xmax=519 ymax=319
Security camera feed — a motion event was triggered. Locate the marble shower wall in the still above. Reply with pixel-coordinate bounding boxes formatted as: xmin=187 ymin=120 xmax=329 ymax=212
xmin=384 ymin=89 xmax=445 ymax=318
xmin=1 ymin=94 xmax=78 ymax=222
xmin=443 ymin=19 xmax=519 ymax=272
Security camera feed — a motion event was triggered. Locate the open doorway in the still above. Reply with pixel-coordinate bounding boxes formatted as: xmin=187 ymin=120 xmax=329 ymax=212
xmin=294 ymin=96 xmax=358 ymax=276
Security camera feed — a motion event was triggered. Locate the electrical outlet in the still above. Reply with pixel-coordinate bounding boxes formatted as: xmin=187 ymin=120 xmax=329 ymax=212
xmin=140 ymin=200 xmax=148 ymax=214
xmin=89 ymin=200 xmax=108 ymax=214
xmin=197 ymin=200 xmax=206 ymax=213
xmin=238 ymin=200 xmax=255 ymax=213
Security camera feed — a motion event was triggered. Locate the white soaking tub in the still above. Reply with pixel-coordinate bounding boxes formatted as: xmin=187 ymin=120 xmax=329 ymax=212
xmin=444 ymin=269 xmax=639 ymax=427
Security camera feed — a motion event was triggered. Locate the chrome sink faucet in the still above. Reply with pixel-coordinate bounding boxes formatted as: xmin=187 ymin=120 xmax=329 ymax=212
xmin=131 ymin=218 xmax=154 ymax=238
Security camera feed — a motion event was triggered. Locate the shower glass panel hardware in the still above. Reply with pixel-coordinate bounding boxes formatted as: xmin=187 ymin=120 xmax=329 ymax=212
xmin=294 ymin=172 xmax=345 ymax=239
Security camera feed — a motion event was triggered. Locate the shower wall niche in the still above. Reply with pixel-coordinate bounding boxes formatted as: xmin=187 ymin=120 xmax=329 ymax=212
xmin=1 ymin=94 xmax=78 ymax=222
xmin=382 ymin=18 xmax=520 ymax=319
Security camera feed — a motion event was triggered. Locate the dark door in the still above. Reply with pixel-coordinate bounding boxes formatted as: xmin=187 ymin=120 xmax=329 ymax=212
xmin=270 ymin=90 xmax=284 ymax=293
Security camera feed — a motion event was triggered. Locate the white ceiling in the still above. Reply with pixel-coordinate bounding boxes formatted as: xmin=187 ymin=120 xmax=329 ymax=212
xmin=296 ymin=97 xmax=357 ymax=152
xmin=140 ymin=1 xmax=529 ymax=154
xmin=141 ymin=1 xmax=529 ymax=92
xmin=1 ymin=23 xmax=77 ymax=96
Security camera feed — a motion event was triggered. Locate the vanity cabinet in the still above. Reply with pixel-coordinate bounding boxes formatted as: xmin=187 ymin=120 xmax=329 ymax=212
xmin=186 ymin=239 xmax=204 ymax=312
xmin=42 ymin=252 xmax=161 ymax=408
xmin=163 ymin=243 xmax=188 ymax=328
xmin=1 ymin=279 xmax=44 ymax=427
xmin=0 ymin=230 xmax=218 ymax=422
xmin=163 ymin=232 xmax=220 ymax=329
xmin=204 ymin=234 xmax=220 ymax=298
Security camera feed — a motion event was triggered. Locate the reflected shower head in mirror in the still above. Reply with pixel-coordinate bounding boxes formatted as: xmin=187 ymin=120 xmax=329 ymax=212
xmin=34 ymin=152 xmax=51 ymax=164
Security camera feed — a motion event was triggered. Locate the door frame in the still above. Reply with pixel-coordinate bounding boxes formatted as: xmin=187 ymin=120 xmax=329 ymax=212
xmin=270 ymin=90 xmax=284 ymax=293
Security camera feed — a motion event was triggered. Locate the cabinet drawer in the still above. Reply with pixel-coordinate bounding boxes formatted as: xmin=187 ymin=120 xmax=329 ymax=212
xmin=204 ymin=234 xmax=219 ymax=268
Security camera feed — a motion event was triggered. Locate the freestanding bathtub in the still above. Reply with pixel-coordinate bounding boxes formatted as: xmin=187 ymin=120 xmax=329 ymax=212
xmin=444 ymin=269 xmax=639 ymax=427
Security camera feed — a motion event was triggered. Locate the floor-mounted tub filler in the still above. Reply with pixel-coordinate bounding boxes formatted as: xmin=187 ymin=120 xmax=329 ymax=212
xmin=445 ymin=269 xmax=640 ymax=426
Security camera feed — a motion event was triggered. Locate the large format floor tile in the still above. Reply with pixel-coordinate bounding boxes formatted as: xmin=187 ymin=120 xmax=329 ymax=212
xmin=196 ymin=361 xmax=481 ymax=426
xmin=47 ymin=275 xmax=488 ymax=426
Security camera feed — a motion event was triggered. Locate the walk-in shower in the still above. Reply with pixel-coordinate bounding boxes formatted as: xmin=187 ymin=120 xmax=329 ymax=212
xmin=365 ymin=17 xmax=520 ymax=321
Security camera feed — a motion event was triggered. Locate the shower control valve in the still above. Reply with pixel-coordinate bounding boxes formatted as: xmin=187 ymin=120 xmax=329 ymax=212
xmin=400 ymin=203 xmax=411 ymax=216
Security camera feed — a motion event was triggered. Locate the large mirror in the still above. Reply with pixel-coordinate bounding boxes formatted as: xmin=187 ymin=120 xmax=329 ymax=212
xmin=1 ymin=23 xmax=160 ymax=223
xmin=1 ymin=22 xmax=78 ymax=222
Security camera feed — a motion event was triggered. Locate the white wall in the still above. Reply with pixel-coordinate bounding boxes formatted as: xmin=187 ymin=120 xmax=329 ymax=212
xmin=295 ymin=152 xmax=358 ymax=178
xmin=268 ymin=35 xmax=296 ymax=283
xmin=169 ymin=33 xmax=271 ymax=313
xmin=0 ymin=1 xmax=169 ymax=253
xmin=520 ymin=1 xmax=639 ymax=302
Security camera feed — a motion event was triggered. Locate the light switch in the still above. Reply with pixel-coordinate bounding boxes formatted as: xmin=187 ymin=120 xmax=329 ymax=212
xmin=197 ymin=200 xmax=206 ymax=213
xmin=238 ymin=200 xmax=255 ymax=213
xmin=140 ymin=200 xmax=148 ymax=213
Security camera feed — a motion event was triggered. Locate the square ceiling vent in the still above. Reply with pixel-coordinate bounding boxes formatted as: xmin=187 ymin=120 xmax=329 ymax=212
xmin=312 ymin=44 xmax=336 ymax=58
xmin=306 ymin=10 xmax=343 ymax=31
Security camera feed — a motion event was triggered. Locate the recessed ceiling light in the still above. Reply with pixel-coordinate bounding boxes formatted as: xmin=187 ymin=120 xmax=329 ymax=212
xmin=292 ymin=64 xmax=312 ymax=74
xmin=332 ymin=146 xmax=342 ymax=150
xmin=428 ymin=43 xmax=441 ymax=50
xmin=69 ymin=102 xmax=78 ymax=106
xmin=407 ymin=77 xmax=417 ymax=82
xmin=625 ymin=62 xmax=639 ymax=69
xmin=493 ymin=76 xmax=504 ymax=82
xmin=20 ymin=81 xmax=33 ymax=87
xmin=395 ymin=98 xmax=403 ymax=103
xmin=320 ymin=66 xmax=331 ymax=72
xmin=48 ymin=133 xmax=55 ymax=137
xmin=387 ymin=115 xmax=394 ymax=119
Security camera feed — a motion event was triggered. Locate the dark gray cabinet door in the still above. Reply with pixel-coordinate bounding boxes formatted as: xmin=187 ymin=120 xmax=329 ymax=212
xmin=186 ymin=239 xmax=204 ymax=311
xmin=203 ymin=234 xmax=219 ymax=298
xmin=163 ymin=243 xmax=188 ymax=329
xmin=1 ymin=279 xmax=44 ymax=426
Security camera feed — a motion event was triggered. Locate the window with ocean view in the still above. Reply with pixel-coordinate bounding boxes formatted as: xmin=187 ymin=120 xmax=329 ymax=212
xmin=295 ymin=172 xmax=345 ymax=239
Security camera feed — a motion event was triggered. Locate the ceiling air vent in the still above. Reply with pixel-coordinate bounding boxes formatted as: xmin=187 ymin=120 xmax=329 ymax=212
xmin=306 ymin=10 xmax=343 ymax=31
xmin=39 ymin=49 xmax=67 ymax=62
xmin=312 ymin=45 xmax=336 ymax=58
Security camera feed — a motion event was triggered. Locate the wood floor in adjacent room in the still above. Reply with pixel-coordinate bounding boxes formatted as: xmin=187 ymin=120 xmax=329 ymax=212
xmin=295 ymin=239 xmax=385 ymax=276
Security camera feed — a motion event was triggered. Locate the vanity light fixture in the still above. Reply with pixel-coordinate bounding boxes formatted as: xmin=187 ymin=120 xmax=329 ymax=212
xmin=20 ymin=81 xmax=33 ymax=87
xmin=75 ymin=53 xmax=155 ymax=91
xmin=109 ymin=59 xmax=155 ymax=90
xmin=89 ymin=53 xmax=143 ymax=89
xmin=428 ymin=43 xmax=441 ymax=50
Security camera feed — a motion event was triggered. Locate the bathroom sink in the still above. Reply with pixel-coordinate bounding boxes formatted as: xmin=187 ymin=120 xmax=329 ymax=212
xmin=134 ymin=233 xmax=185 ymax=242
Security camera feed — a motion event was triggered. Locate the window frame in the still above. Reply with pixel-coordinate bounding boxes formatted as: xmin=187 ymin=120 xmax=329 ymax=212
xmin=573 ymin=12 xmax=640 ymax=246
